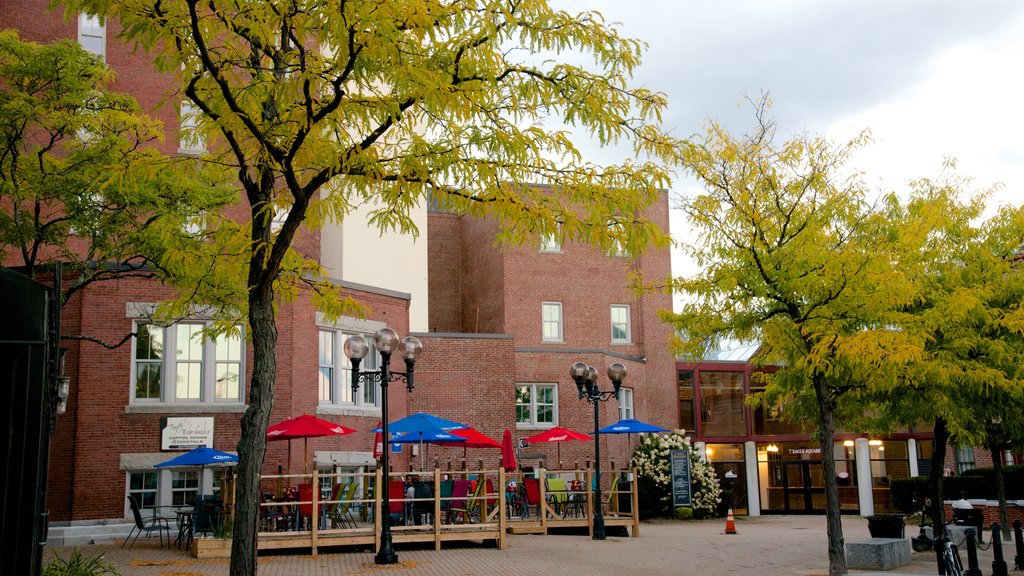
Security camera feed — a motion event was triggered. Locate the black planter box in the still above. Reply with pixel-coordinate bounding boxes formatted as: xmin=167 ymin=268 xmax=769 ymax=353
xmin=866 ymin=514 xmax=906 ymax=539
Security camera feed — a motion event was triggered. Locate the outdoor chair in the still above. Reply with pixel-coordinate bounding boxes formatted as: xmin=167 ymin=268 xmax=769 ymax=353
xmin=123 ymin=495 xmax=171 ymax=549
xmin=545 ymin=477 xmax=570 ymax=516
xmin=192 ymin=495 xmax=222 ymax=537
xmin=439 ymin=480 xmax=454 ymax=516
xmin=523 ymin=478 xmax=542 ymax=519
xmin=412 ymin=482 xmax=434 ymax=525
xmin=447 ymin=480 xmax=472 ymax=523
xmin=387 ymin=480 xmax=407 ymax=525
xmin=327 ymin=482 xmax=359 ymax=529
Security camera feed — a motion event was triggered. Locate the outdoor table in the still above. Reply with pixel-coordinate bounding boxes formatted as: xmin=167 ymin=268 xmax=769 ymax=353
xmin=174 ymin=508 xmax=194 ymax=550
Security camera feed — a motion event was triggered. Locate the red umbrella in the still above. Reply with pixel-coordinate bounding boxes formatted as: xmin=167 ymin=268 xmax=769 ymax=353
xmin=501 ymin=429 xmax=517 ymax=472
xmin=434 ymin=427 xmax=500 ymax=467
xmin=523 ymin=426 xmax=591 ymax=469
xmin=373 ymin=420 xmax=384 ymax=461
xmin=267 ymin=414 xmax=356 ymax=474
xmin=447 ymin=428 xmax=501 ymax=448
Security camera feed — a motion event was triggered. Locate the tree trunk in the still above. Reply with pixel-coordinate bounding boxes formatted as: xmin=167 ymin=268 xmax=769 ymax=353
xmin=230 ymin=278 xmax=277 ymax=575
xmin=988 ymin=436 xmax=1009 ymax=538
xmin=814 ymin=373 xmax=847 ymax=576
xmin=929 ymin=418 xmax=949 ymax=574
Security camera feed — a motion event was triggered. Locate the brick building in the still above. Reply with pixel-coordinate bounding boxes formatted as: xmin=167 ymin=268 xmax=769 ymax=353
xmin=2 ymin=1 xmax=679 ymax=541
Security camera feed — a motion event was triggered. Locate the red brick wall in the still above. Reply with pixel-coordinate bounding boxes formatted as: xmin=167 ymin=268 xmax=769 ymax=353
xmin=408 ymin=334 xmax=516 ymax=470
xmin=458 ymin=215 xmax=505 ymax=333
xmin=426 ymin=213 xmax=463 ymax=332
xmin=424 ymin=189 xmax=678 ymax=469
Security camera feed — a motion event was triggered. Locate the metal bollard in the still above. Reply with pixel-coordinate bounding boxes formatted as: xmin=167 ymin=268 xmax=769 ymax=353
xmin=964 ymin=528 xmax=982 ymax=576
xmin=1013 ymin=519 xmax=1023 ymax=570
xmin=993 ymin=522 xmax=1009 ymax=576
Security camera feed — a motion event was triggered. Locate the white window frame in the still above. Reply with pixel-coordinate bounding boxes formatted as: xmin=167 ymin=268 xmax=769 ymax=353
xmin=170 ymin=469 xmax=200 ymax=507
xmin=127 ymin=470 xmax=158 ymax=512
xmin=541 ymin=301 xmax=563 ymax=342
xmin=179 ymin=101 xmax=206 ymax=154
xmin=130 ymin=321 xmax=245 ymax=405
xmin=617 ymin=388 xmax=634 ymax=420
xmin=610 ymin=304 xmax=631 ymax=344
xmin=516 ymin=383 xmax=558 ymax=428
xmin=540 ymin=226 xmax=562 ymax=253
xmin=77 ymin=13 xmax=105 ymax=60
xmin=318 ymin=328 xmax=381 ymax=409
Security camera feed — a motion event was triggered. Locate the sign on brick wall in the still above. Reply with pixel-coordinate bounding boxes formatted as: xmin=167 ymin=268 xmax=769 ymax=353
xmin=161 ymin=417 xmax=215 ymax=450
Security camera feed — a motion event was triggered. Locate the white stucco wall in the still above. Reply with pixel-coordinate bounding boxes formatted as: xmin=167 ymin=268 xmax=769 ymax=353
xmin=320 ymin=199 xmax=429 ymax=332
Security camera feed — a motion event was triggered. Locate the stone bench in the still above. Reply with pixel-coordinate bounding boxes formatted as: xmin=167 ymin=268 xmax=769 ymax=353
xmin=846 ymin=538 xmax=911 ymax=571
xmin=923 ymin=523 xmax=978 ymax=545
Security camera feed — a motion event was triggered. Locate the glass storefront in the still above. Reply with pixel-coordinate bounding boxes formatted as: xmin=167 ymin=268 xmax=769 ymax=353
xmin=677 ymin=370 xmax=695 ymax=432
xmin=705 ymin=443 xmax=747 ymax=515
xmin=699 ymin=372 xmax=745 ymax=436
xmin=757 ymin=441 xmax=858 ymax=514
xmin=870 ymin=440 xmax=910 ymax=513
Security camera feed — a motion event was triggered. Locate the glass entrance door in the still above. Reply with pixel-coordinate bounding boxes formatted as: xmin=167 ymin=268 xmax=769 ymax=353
xmin=781 ymin=461 xmax=826 ymax=513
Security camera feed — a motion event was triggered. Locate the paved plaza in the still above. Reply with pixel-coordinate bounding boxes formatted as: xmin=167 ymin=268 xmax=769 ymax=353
xmin=43 ymin=515 xmax=1010 ymax=576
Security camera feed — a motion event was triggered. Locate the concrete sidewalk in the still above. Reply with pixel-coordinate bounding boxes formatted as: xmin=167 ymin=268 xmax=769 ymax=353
xmin=42 ymin=515 xmax=1006 ymax=575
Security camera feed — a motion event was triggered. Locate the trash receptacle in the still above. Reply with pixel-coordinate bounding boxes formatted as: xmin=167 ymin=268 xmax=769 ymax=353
xmin=866 ymin=514 xmax=906 ymax=538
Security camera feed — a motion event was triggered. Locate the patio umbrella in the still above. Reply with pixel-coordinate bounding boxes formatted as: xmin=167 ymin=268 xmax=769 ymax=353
xmin=267 ymin=414 xmax=356 ymax=475
xmin=386 ymin=423 xmax=468 ymax=470
xmin=524 ymin=426 xmax=591 ymax=469
xmin=381 ymin=412 xmax=469 ymax=434
xmin=596 ymin=418 xmax=668 ymax=462
xmin=437 ymin=427 xmax=501 ymax=466
xmin=155 ymin=447 xmax=238 ymax=498
xmin=501 ymin=429 xmax=517 ymax=472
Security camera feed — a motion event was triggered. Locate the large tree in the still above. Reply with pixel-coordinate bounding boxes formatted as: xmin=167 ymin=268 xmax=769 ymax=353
xmin=0 ymin=30 xmax=227 ymax=305
xmin=58 ymin=1 xmax=677 ymax=573
xmin=666 ymin=104 xmax=911 ymax=575
xmin=847 ymin=179 xmax=1024 ymax=545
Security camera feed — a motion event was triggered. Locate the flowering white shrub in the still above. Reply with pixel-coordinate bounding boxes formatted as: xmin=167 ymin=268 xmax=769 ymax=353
xmin=632 ymin=430 xmax=721 ymax=519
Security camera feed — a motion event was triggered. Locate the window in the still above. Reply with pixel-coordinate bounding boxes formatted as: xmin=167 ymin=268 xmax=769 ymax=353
xmin=540 ymin=227 xmax=561 ymax=252
xmin=516 ymin=383 xmax=557 ymax=427
xmin=128 ymin=471 xmax=158 ymax=511
xmin=610 ymin=305 xmax=631 ymax=343
xmin=698 ymin=371 xmax=745 ymax=437
xmin=132 ymin=322 xmax=244 ymax=404
xmin=541 ymin=302 xmax=563 ymax=342
xmin=78 ymin=13 xmax=105 ymax=59
xmin=955 ymin=446 xmax=976 ymax=473
xmin=179 ymin=101 xmax=205 ymax=153
xmin=318 ymin=329 xmax=380 ymax=408
xmin=617 ymin=388 xmax=634 ymax=420
xmin=171 ymin=470 xmax=199 ymax=507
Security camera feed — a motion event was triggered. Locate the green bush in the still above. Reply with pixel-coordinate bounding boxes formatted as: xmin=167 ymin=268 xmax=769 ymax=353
xmin=673 ymin=506 xmax=694 ymax=520
xmin=42 ymin=550 xmax=119 ymax=576
xmin=890 ymin=477 xmax=929 ymax=514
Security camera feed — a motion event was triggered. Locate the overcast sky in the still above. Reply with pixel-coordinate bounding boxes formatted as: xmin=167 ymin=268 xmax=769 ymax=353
xmin=551 ymin=0 xmax=1024 ymax=287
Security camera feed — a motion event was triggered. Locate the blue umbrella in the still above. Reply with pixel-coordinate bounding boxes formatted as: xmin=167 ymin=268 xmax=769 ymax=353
xmin=156 ymin=446 xmax=238 ymax=467
xmin=596 ymin=419 xmax=668 ymax=464
xmin=596 ymin=419 xmax=668 ymax=434
xmin=375 ymin=414 xmax=469 ymax=471
xmin=156 ymin=447 xmax=238 ymax=499
xmin=388 ymin=428 xmax=468 ymax=444
xmin=376 ymin=412 xmax=469 ymax=434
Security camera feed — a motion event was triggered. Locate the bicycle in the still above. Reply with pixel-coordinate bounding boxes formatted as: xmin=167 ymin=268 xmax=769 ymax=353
xmin=938 ymin=536 xmax=963 ymax=576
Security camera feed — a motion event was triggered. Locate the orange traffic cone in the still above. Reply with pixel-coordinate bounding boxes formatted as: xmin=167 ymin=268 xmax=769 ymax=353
xmin=724 ymin=508 xmax=737 ymax=534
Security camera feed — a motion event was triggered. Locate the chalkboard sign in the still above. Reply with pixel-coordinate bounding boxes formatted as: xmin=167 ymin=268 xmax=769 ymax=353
xmin=670 ymin=449 xmax=692 ymax=507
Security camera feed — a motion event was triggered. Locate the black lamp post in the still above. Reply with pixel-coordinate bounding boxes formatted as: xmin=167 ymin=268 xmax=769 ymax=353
xmin=570 ymin=361 xmax=626 ymax=540
xmin=345 ymin=327 xmax=422 ymax=565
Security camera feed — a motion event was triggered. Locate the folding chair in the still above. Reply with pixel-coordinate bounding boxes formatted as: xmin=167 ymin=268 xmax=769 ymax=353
xmin=327 ymin=482 xmax=359 ymax=529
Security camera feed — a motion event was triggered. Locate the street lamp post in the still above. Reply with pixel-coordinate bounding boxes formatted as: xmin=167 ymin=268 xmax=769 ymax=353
xmin=570 ymin=361 xmax=627 ymax=540
xmin=345 ymin=327 xmax=422 ymax=565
